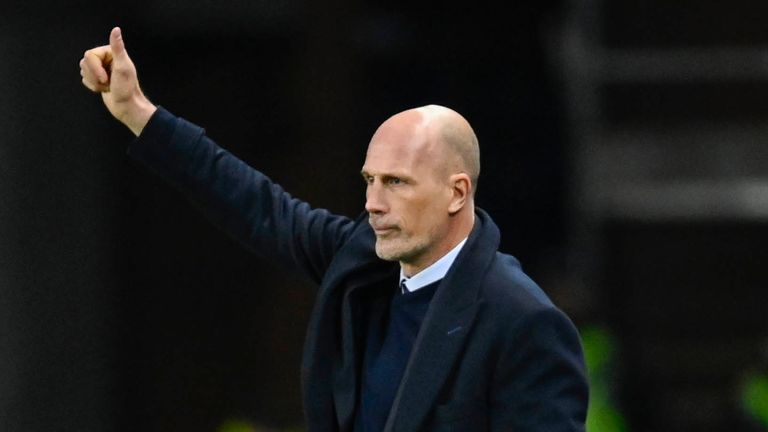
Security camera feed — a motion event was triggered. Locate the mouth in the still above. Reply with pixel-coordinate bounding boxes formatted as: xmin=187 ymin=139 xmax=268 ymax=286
xmin=369 ymin=221 xmax=397 ymax=236
xmin=373 ymin=227 xmax=396 ymax=236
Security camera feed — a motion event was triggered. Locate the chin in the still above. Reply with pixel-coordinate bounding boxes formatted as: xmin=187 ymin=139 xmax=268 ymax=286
xmin=374 ymin=239 xmax=406 ymax=261
xmin=374 ymin=245 xmax=401 ymax=262
xmin=374 ymin=239 xmax=425 ymax=264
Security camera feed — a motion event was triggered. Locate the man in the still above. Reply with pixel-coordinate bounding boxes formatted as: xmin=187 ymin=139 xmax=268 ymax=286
xmin=80 ymin=27 xmax=588 ymax=431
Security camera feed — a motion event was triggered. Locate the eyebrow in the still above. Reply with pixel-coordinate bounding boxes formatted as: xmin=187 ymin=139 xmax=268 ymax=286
xmin=360 ymin=170 xmax=415 ymax=182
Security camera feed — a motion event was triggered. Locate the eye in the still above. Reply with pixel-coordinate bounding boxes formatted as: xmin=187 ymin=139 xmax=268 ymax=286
xmin=387 ymin=177 xmax=402 ymax=185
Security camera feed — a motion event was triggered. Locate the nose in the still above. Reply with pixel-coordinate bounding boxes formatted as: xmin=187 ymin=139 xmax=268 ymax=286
xmin=365 ymin=182 xmax=387 ymax=214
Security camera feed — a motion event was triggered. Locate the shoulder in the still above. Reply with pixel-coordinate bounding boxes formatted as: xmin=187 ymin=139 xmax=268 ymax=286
xmin=342 ymin=211 xmax=376 ymax=247
xmin=321 ymin=211 xmax=382 ymax=272
xmin=480 ymin=252 xmax=557 ymax=315
xmin=476 ymin=252 xmax=582 ymax=347
xmin=476 ymin=251 xmax=586 ymax=367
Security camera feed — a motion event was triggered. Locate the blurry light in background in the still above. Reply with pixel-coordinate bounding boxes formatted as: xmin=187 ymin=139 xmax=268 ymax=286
xmin=741 ymin=370 xmax=768 ymax=429
xmin=581 ymin=324 xmax=629 ymax=432
xmin=217 ymin=418 xmax=305 ymax=432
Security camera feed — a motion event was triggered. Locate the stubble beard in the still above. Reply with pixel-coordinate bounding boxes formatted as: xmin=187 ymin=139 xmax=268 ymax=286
xmin=374 ymin=233 xmax=430 ymax=265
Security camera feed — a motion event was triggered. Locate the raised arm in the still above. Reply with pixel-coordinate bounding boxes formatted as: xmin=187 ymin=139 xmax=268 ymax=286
xmin=80 ymin=28 xmax=357 ymax=284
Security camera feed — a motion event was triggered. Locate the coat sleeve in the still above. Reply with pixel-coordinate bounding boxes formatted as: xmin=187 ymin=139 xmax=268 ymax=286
xmin=126 ymin=107 xmax=356 ymax=285
xmin=490 ymin=307 xmax=589 ymax=431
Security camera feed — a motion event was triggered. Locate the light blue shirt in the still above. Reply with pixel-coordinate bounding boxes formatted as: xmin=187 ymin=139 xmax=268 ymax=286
xmin=399 ymin=238 xmax=468 ymax=292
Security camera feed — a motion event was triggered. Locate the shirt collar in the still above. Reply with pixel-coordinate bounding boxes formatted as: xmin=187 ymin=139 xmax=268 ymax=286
xmin=399 ymin=238 xmax=468 ymax=292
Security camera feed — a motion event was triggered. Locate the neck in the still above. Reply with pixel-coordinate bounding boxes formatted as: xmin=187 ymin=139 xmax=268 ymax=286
xmin=401 ymin=206 xmax=475 ymax=277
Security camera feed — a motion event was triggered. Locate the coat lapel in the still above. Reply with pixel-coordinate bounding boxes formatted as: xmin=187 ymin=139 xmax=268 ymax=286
xmin=332 ymin=268 xmax=397 ymax=430
xmin=302 ymin=210 xmax=500 ymax=432
xmin=316 ymin=223 xmax=399 ymax=431
xmin=308 ymin=222 xmax=398 ymax=431
xmin=385 ymin=210 xmax=500 ymax=432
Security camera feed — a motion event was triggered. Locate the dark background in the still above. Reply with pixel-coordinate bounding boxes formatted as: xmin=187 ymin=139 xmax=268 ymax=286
xmin=2 ymin=1 xmax=767 ymax=431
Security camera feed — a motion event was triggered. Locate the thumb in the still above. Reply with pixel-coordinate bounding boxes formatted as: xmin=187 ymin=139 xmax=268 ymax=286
xmin=109 ymin=27 xmax=127 ymax=59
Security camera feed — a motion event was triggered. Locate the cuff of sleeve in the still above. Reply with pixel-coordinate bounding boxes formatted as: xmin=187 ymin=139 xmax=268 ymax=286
xmin=127 ymin=105 xmax=177 ymax=161
xmin=125 ymin=106 xmax=206 ymax=184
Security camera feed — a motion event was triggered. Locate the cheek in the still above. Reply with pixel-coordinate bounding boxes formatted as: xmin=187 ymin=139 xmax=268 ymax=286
xmin=400 ymin=197 xmax=444 ymax=235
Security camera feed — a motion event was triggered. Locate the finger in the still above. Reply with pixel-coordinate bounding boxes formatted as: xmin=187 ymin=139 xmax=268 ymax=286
xmin=81 ymin=77 xmax=96 ymax=91
xmin=83 ymin=48 xmax=110 ymax=84
xmin=80 ymin=57 xmax=102 ymax=86
xmin=109 ymin=27 xmax=127 ymax=60
xmin=82 ymin=76 xmax=109 ymax=92
xmin=81 ymin=77 xmax=109 ymax=93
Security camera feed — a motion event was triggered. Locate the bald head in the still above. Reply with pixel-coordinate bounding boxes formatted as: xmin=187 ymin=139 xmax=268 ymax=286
xmin=416 ymin=105 xmax=480 ymax=193
xmin=371 ymin=104 xmax=480 ymax=195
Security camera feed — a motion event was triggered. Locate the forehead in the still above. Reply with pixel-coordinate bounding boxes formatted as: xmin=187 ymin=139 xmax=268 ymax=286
xmin=362 ymin=112 xmax=436 ymax=174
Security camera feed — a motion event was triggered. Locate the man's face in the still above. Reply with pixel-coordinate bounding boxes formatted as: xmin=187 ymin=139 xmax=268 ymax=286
xmin=360 ymin=112 xmax=453 ymax=271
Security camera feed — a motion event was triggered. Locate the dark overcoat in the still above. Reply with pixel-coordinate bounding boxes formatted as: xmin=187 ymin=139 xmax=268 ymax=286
xmin=128 ymin=107 xmax=589 ymax=431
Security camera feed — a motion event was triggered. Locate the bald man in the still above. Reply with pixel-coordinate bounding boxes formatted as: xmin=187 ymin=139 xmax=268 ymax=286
xmin=80 ymin=28 xmax=588 ymax=431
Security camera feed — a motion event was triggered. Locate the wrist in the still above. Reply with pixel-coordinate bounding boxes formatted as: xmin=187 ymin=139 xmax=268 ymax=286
xmin=120 ymin=92 xmax=157 ymax=136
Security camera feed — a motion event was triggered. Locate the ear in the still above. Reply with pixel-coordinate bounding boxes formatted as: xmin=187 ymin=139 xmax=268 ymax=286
xmin=447 ymin=173 xmax=471 ymax=214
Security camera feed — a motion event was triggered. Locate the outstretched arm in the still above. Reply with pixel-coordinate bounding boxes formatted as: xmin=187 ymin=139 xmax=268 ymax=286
xmin=80 ymin=27 xmax=156 ymax=136
xmin=79 ymin=28 xmax=357 ymax=284
xmin=128 ymin=108 xmax=356 ymax=284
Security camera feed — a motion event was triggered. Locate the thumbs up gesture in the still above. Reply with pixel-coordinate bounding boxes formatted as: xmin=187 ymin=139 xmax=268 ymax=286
xmin=80 ymin=27 xmax=157 ymax=136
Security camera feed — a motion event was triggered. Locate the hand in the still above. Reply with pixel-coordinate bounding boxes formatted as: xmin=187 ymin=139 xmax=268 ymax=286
xmin=80 ymin=27 xmax=157 ymax=136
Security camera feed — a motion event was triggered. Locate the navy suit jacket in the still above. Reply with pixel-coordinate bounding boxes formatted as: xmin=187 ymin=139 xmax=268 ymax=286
xmin=128 ymin=107 xmax=589 ymax=431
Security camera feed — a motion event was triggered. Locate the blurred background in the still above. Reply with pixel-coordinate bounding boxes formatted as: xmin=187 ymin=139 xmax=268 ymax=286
xmin=2 ymin=0 xmax=768 ymax=431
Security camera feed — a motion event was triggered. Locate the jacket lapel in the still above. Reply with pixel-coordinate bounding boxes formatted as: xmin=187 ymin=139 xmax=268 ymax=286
xmin=332 ymin=269 xmax=396 ymax=430
xmin=312 ymin=222 xmax=398 ymax=431
xmin=302 ymin=210 xmax=500 ymax=432
xmin=301 ymin=215 xmax=397 ymax=432
xmin=385 ymin=210 xmax=500 ymax=432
